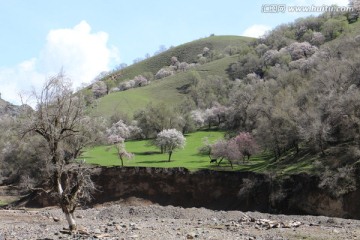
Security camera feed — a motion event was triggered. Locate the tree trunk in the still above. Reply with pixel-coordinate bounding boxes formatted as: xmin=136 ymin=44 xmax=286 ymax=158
xmin=168 ymin=151 xmax=173 ymax=162
xmin=57 ymin=176 xmax=77 ymax=231
xmin=120 ymin=155 xmax=124 ymax=167
xmin=228 ymin=160 xmax=233 ymax=169
xmin=65 ymin=211 xmax=77 ymax=231
xmin=217 ymin=157 xmax=224 ymax=166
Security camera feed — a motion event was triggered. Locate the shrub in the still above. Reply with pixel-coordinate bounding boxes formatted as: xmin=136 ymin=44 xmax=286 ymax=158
xmin=155 ymin=67 xmax=174 ymax=79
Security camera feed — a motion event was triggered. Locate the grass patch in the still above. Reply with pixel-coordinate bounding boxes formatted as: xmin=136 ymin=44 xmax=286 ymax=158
xmin=83 ymin=131 xmax=225 ymax=170
xmin=83 ymin=130 xmax=318 ymax=173
xmin=0 ymin=197 xmax=18 ymax=206
xmin=91 ymin=70 xmax=192 ymax=118
xmin=82 ymin=131 xmax=287 ymax=172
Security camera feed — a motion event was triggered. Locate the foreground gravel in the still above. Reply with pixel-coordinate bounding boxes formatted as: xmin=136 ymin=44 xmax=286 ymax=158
xmin=1 ymin=198 xmax=360 ymax=240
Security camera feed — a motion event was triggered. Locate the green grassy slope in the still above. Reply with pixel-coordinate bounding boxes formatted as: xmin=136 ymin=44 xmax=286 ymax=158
xmin=92 ymin=70 xmax=190 ymax=117
xmin=92 ymin=54 xmax=240 ymax=118
xmin=108 ymin=35 xmax=253 ymax=82
xmin=90 ymin=35 xmax=253 ymax=118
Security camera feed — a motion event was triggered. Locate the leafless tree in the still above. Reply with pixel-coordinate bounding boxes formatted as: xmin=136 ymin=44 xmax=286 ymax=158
xmin=22 ymin=72 xmax=96 ymax=231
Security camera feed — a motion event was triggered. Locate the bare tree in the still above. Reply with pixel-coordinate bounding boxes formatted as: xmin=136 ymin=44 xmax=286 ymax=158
xmin=22 ymin=72 xmax=96 ymax=231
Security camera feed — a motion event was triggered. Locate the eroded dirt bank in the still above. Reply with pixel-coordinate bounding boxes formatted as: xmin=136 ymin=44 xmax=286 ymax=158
xmin=25 ymin=167 xmax=360 ymax=219
xmin=23 ymin=167 xmax=360 ymax=219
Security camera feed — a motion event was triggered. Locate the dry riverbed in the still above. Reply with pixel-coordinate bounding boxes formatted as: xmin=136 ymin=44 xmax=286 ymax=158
xmin=1 ymin=197 xmax=360 ymax=240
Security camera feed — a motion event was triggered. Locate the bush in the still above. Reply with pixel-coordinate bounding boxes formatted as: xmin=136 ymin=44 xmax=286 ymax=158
xmin=155 ymin=67 xmax=174 ymax=79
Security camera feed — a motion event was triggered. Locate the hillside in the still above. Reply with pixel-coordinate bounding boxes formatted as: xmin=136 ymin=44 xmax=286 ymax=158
xmin=88 ymin=11 xmax=360 ymax=181
xmin=91 ymin=54 xmax=240 ymax=117
xmin=0 ymin=97 xmax=26 ymax=117
xmin=106 ymin=35 xmax=253 ymax=83
xmin=89 ymin=36 xmax=252 ymax=118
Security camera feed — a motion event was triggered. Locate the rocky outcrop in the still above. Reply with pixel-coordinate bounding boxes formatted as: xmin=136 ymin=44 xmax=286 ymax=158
xmin=0 ymin=98 xmax=30 ymax=117
xmin=23 ymin=166 xmax=360 ymax=219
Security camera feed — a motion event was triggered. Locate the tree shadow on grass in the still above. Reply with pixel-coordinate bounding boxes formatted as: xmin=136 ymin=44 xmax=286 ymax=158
xmin=186 ymin=160 xmax=211 ymax=164
xmin=135 ymin=160 xmax=170 ymax=164
xmin=133 ymin=151 xmax=161 ymax=156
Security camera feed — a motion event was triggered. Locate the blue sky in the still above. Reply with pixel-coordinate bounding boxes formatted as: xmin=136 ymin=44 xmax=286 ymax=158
xmin=0 ymin=0 xmax=349 ymax=104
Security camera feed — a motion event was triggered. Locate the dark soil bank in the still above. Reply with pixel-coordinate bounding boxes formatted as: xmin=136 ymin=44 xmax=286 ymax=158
xmin=26 ymin=167 xmax=360 ymax=219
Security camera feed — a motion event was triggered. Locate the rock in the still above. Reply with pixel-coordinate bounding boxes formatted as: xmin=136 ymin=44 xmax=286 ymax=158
xmin=59 ymin=230 xmax=72 ymax=235
xmin=289 ymin=221 xmax=302 ymax=228
xmin=93 ymin=229 xmax=101 ymax=234
xmin=129 ymin=208 xmax=135 ymax=215
xmin=94 ymin=233 xmax=111 ymax=238
xmin=187 ymin=232 xmax=196 ymax=239
xmin=77 ymin=229 xmax=90 ymax=235
xmin=52 ymin=217 xmax=60 ymax=222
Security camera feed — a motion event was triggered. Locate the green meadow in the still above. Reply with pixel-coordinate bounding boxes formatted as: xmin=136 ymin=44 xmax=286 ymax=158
xmin=83 ymin=131 xmax=225 ymax=170
xmin=82 ymin=130 xmax=317 ymax=174
xmin=82 ymin=130 xmax=277 ymax=172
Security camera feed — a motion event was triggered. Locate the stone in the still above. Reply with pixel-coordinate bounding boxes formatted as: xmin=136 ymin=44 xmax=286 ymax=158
xmin=187 ymin=232 xmax=196 ymax=239
xmin=94 ymin=233 xmax=111 ymax=238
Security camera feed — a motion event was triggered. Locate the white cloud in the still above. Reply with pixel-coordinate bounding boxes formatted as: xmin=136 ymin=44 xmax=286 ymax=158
xmin=0 ymin=59 xmax=44 ymax=104
xmin=0 ymin=21 xmax=119 ymax=105
xmin=242 ymin=25 xmax=272 ymax=38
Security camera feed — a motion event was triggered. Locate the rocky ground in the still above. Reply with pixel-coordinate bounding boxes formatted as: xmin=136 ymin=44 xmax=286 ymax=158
xmin=1 ymin=197 xmax=360 ymax=240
